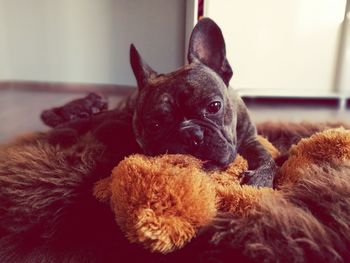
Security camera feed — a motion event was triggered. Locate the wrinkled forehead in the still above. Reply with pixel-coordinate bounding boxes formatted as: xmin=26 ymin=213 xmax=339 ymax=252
xmin=146 ymin=63 xmax=226 ymax=99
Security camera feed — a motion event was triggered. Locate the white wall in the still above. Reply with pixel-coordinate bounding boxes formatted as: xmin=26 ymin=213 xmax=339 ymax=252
xmin=0 ymin=0 xmax=186 ymax=86
xmin=338 ymin=1 xmax=350 ymax=94
xmin=205 ymin=0 xmax=347 ymax=95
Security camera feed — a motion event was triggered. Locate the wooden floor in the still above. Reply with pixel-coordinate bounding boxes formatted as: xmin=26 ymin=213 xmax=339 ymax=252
xmin=0 ymin=89 xmax=349 ymax=143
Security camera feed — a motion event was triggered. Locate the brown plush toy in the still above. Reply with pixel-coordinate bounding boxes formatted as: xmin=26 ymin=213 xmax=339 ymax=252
xmin=93 ymin=128 xmax=350 ymax=254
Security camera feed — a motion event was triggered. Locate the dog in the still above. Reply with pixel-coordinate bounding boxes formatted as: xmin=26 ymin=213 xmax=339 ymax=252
xmin=46 ymin=18 xmax=276 ymax=187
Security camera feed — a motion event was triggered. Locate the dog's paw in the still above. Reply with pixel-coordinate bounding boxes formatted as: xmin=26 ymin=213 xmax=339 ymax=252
xmin=241 ymin=164 xmax=276 ymax=188
xmin=41 ymin=110 xmax=64 ymax=128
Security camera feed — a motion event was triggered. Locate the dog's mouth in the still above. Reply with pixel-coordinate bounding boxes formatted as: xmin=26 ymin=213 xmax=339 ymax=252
xmin=186 ymin=121 xmax=236 ymax=169
xmin=201 ymin=153 xmax=236 ymax=171
xmin=142 ymin=126 xmax=236 ymax=170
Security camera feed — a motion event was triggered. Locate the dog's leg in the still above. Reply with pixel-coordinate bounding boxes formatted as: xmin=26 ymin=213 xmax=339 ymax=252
xmin=236 ymin=103 xmax=277 ymax=187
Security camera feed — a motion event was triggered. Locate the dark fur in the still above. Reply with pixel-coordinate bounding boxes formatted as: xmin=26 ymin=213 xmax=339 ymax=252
xmin=1 ymin=122 xmax=350 ymax=262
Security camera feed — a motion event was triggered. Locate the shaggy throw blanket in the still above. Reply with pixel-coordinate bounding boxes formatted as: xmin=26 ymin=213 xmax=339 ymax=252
xmin=0 ymin=121 xmax=349 ymax=263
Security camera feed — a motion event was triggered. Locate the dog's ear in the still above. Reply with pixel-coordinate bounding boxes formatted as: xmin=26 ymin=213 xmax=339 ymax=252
xmin=130 ymin=44 xmax=157 ymax=89
xmin=188 ymin=18 xmax=233 ymax=86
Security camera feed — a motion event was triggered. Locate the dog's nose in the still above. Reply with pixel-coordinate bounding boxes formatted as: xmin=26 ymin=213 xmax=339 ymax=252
xmin=180 ymin=125 xmax=204 ymax=147
xmin=190 ymin=128 xmax=204 ymax=147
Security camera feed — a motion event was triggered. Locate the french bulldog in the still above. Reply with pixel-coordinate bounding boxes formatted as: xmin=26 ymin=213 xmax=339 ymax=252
xmin=45 ymin=18 xmax=276 ymax=187
xmin=127 ymin=17 xmax=275 ymax=187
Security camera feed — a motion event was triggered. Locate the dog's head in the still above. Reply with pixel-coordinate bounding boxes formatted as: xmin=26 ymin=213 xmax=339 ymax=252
xmin=130 ymin=18 xmax=237 ymax=169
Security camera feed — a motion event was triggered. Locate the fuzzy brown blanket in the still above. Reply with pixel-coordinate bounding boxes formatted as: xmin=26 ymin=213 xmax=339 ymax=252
xmin=0 ymin=121 xmax=349 ymax=263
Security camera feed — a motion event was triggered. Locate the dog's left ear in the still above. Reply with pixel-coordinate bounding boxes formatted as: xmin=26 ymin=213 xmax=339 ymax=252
xmin=130 ymin=44 xmax=157 ymax=89
xmin=188 ymin=18 xmax=233 ymax=86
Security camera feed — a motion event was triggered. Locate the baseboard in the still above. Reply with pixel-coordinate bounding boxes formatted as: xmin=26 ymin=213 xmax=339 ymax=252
xmin=242 ymin=97 xmax=341 ymax=108
xmin=1 ymin=80 xmax=349 ymax=109
xmin=0 ymin=80 xmax=135 ymax=96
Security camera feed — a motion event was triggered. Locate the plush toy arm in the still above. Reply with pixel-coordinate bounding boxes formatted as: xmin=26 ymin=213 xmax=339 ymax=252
xmin=276 ymin=128 xmax=350 ymax=186
xmin=93 ymin=177 xmax=112 ymax=203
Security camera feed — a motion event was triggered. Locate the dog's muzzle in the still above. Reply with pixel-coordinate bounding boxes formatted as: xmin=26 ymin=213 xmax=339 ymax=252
xmin=179 ymin=123 xmax=204 ymax=148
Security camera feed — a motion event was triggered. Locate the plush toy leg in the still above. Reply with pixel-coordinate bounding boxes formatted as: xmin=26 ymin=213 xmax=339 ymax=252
xmin=130 ymin=208 xmax=196 ymax=254
xmin=216 ymin=184 xmax=275 ymax=215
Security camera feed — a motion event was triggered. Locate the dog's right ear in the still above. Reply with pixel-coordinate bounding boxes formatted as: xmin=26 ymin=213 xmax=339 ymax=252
xmin=130 ymin=44 xmax=157 ymax=89
xmin=188 ymin=18 xmax=233 ymax=86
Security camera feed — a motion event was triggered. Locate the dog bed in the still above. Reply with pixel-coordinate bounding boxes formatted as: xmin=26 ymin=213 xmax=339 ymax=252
xmin=0 ymin=121 xmax=349 ymax=263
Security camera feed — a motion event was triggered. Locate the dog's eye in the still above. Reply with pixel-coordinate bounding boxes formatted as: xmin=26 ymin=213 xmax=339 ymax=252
xmin=207 ymin=101 xmax=221 ymax=114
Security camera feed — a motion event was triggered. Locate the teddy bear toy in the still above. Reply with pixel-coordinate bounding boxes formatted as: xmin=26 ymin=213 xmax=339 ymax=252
xmin=93 ymin=128 xmax=350 ymax=254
